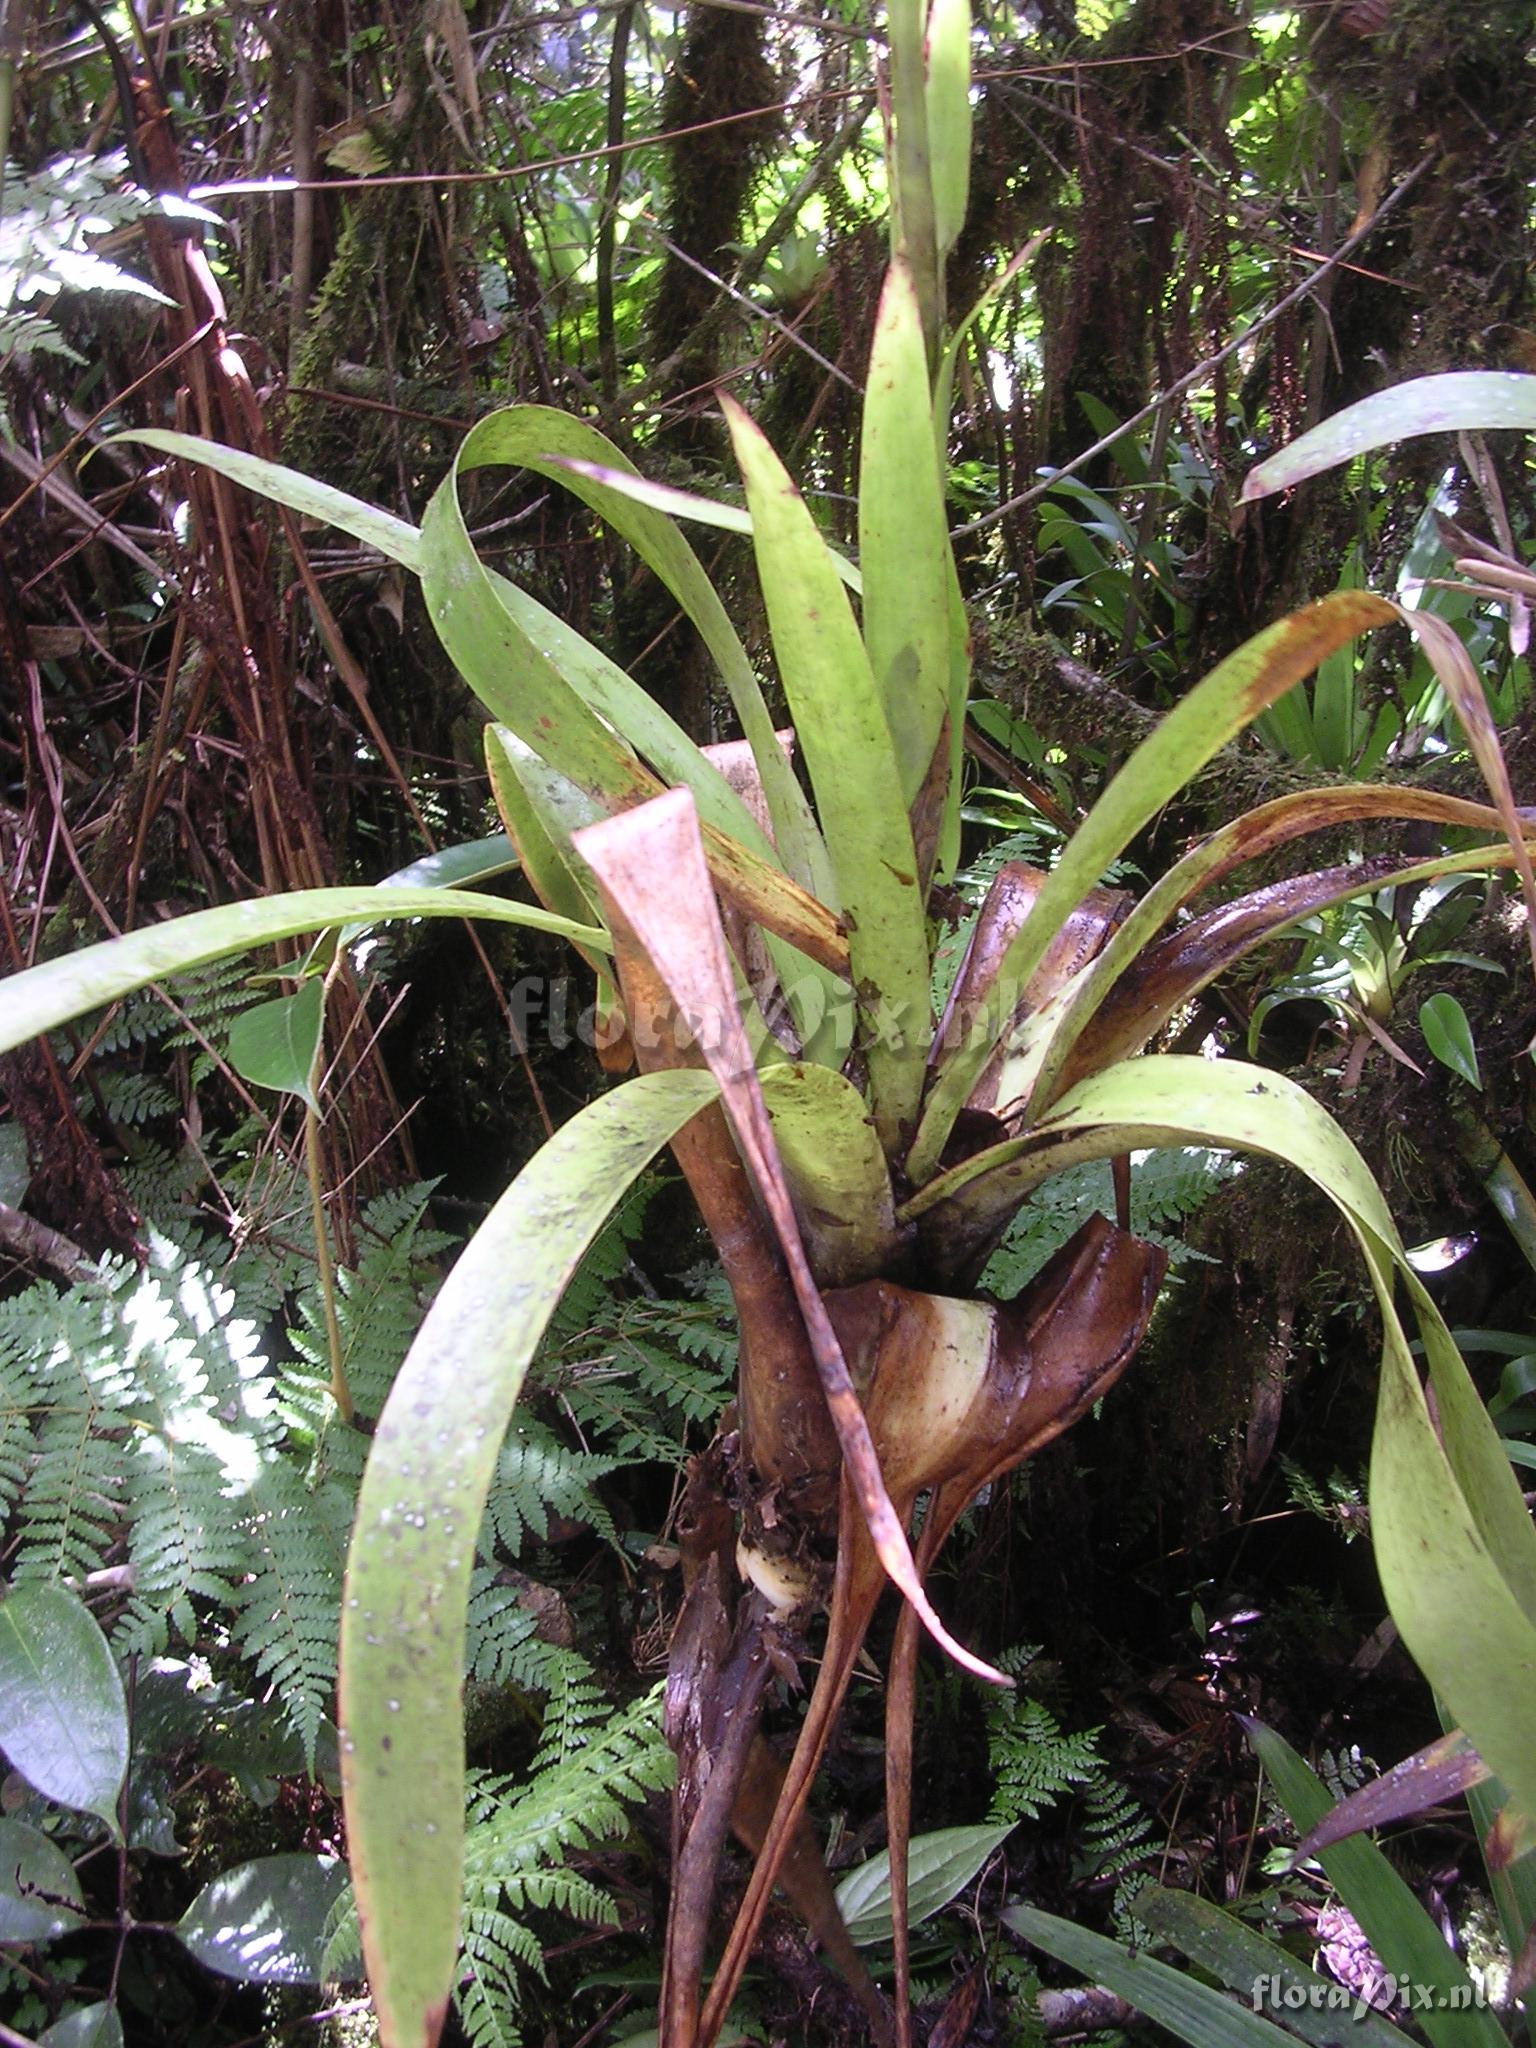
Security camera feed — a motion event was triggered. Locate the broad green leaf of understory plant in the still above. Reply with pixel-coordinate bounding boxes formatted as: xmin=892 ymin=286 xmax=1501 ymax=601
xmin=723 ymin=394 xmax=932 ymax=1148
xmin=0 ymin=888 xmax=608 ymax=1058
xmin=0 ymin=1818 xmax=86 ymax=1941
xmin=1018 ymin=1058 xmax=1536 ymax=1844
xmin=339 ymin=1068 xmax=721 ymax=2048
xmin=1419 ymin=992 xmax=1482 ymax=1089
xmin=1241 ymin=372 xmax=1536 ymax=502
xmin=1241 ymin=1720 xmax=1503 ymax=2048
xmin=833 ymin=1821 xmax=1010 ymax=1949
xmin=227 ymin=978 xmax=325 ymax=1113
xmin=0 ymin=1584 xmax=127 ymax=1836
xmin=176 ymin=1854 xmax=351 ymax=1986
xmin=38 ymin=2003 xmax=124 ymax=2048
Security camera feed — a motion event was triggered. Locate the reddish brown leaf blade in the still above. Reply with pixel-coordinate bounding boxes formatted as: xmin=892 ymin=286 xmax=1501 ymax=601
xmin=572 ymin=788 xmax=1008 ymax=1687
xmin=1292 ymin=1732 xmax=1490 ymax=1863
xmin=1395 ymin=604 xmax=1536 ymax=985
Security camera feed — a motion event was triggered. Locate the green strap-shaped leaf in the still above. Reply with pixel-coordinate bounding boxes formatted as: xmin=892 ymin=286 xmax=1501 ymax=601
xmin=887 ymin=0 xmax=940 ymax=352
xmin=419 ymin=458 xmax=666 ymax=816
xmin=545 ymin=454 xmax=863 ymax=594
xmin=1241 ymin=372 xmax=1536 ymax=503
xmin=1242 ymin=1722 xmax=1504 ymax=2048
xmin=484 ymin=728 xmax=612 ymax=974
xmin=446 ymin=407 xmax=832 ymax=905
xmin=339 ymin=1068 xmax=721 ymax=2048
xmin=1005 ymin=1903 xmax=1305 ymax=2048
xmin=0 ymin=887 xmax=607 ymax=1058
xmin=1132 ymin=1883 xmax=1419 ymax=2048
xmin=376 ymin=833 xmax=519 ymax=893
xmin=1019 ymin=1057 xmax=1536 ymax=1839
xmin=907 ymin=591 xmax=1398 ymax=1179
xmin=924 ymin=0 xmax=972 ymax=258
xmin=0 ymin=1585 xmax=128 ymax=1836
xmin=724 ymin=393 xmax=932 ymax=1151
xmin=420 ymin=430 xmax=844 ymax=1050
xmin=859 ymin=261 xmax=951 ymax=805
xmin=117 ymin=430 xmax=424 ymax=571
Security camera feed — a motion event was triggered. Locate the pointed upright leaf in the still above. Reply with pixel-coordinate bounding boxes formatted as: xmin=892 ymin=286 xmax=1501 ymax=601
xmin=724 ymin=396 xmax=931 ymax=1147
xmin=859 ymin=262 xmax=951 ymax=807
xmin=924 ymin=0 xmax=972 ymax=256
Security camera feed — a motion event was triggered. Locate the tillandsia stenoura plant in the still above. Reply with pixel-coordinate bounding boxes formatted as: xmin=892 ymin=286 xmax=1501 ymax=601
xmin=5 ymin=7 xmax=1536 ymax=2042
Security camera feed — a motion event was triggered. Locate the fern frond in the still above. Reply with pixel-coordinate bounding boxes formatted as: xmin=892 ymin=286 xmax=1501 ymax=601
xmin=230 ymin=1464 xmax=350 ymax=1768
xmin=463 ymin=1686 xmax=671 ymax=1886
xmin=987 ymin=1689 xmax=1103 ymax=1825
xmin=482 ymin=1421 xmax=621 ymax=1558
xmin=96 ymin=1071 xmax=180 ymax=1127
xmin=286 ymin=1181 xmax=451 ymax=1448
xmin=455 ymin=1906 xmax=539 ymax=2048
xmin=464 ymin=1569 xmax=587 ymax=1695
xmin=1078 ymin=1776 xmax=1157 ymax=1937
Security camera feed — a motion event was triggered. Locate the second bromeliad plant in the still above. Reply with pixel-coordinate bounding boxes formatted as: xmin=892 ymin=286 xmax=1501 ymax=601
xmin=5 ymin=4 xmax=1536 ymax=2040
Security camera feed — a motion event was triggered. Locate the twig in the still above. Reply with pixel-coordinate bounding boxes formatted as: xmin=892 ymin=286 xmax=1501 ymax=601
xmin=0 ymin=1201 xmax=96 ymax=1284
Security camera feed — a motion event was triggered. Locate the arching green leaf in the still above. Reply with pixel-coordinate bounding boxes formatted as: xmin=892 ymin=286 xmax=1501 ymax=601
xmin=0 ymin=888 xmax=607 ymax=1058
xmin=339 ymin=1068 xmax=722 ymax=2048
xmin=116 ymin=430 xmax=423 ymax=570
xmin=1241 ymin=373 xmax=1536 ymax=502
